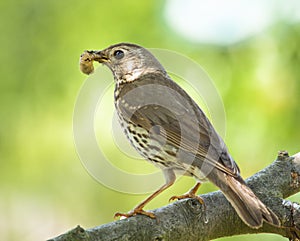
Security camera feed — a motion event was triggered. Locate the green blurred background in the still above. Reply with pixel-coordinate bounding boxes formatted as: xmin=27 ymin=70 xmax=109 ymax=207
xmin=1 ymin=0 xmax=299 ymax=240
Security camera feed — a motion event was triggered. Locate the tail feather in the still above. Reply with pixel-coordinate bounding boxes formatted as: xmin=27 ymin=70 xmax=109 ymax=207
xmin=222 ymin=175 xmax=280 ymax=228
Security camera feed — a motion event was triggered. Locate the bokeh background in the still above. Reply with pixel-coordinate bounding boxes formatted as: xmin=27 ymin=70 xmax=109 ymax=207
xmin=1 ymin=0 xmax=300 ymax=240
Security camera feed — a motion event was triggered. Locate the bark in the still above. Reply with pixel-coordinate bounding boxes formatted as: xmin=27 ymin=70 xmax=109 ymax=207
xmin=48 ymin=151 xmax=300 ymax=241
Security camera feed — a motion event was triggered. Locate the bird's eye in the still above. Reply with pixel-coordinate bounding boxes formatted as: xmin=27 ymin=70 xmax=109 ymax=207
xmin=113 ymin=50 xmax=124 ymax=59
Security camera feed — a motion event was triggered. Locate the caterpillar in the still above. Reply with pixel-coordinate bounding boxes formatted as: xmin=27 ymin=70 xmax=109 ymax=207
xmin=79 ymin=51 xmax=95 ymax=75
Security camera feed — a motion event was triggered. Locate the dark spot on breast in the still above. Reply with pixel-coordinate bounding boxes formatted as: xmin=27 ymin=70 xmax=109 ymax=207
xmin=139 ymin=142 xmax=146 ymax=148
xmin=133 ymin=136 xmax=139 ymax=143
xmin=153 ymin=155 xmax=164 ymax=161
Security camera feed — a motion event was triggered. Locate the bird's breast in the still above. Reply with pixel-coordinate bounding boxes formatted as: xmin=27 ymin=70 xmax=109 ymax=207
xmin=115 ymin=102 xmax=199 ymax=175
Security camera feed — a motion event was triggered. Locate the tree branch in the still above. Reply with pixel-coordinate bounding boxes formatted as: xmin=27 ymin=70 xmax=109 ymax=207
xmin=48 ymin=151 xmax=300 ymax=241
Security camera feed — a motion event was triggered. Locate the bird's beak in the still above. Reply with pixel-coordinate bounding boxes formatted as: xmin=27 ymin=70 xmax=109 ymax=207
xmin=91 ymin=50 xmax=109 ymax=63
xmin=79 ymin=50 xmax=109 ymax=75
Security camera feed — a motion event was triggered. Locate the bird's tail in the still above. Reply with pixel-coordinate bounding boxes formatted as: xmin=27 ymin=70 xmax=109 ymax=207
xmin=221 ymin=175 xmax=280 ymax=228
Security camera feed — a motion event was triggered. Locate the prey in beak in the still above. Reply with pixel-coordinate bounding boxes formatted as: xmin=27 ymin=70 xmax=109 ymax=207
xmin=79 ymin=50 xmax=108 ymax=75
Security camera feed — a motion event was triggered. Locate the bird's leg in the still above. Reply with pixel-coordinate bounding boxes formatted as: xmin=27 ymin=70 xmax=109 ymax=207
xmin=114 ymin=182 xmax=173 ymax=219
xmin=169 ymin=182 xmax=204 ymax=205
xmin=114 ymin=169 xmax=176 ymax=219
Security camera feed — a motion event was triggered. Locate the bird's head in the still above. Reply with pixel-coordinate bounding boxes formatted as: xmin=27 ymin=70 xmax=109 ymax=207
xmin=80 ymin=43 xmax=167 ymax=83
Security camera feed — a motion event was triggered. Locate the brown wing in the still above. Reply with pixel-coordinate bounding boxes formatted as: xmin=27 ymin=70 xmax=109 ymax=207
xmin=117 ymin=72 xmax=240 ymax=177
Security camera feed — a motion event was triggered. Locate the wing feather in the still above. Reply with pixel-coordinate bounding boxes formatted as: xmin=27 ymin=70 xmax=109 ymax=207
xmin=117 ymin=73 xmax=240 ymax=177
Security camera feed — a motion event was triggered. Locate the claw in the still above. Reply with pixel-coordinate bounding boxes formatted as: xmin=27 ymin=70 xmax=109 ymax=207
xmin=169 ymin=182 xmax=204 ymax=205
xmin=168 ymin=182 xmax=208 ymax=223
xmin=169 ymin=188 xmax=207 ymax=223
xmin=169 ymin=193 xmax=204 ymax=205
xmin=114 ymin=208 xmax=156 ymax=220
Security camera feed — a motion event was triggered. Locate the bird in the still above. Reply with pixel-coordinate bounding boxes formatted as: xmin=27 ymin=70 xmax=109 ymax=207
xmin=79 ymin=43 xmax=280 ymax=228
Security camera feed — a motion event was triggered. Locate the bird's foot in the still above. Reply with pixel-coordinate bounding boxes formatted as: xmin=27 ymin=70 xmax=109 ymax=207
xmin=169 ymin=182 xmax=204 ymax=205
xmin=114 ymin=207 xmax=156 ymax=220
xmin=169 ymin=186 xmax=208 ymax=223
xmin=169 ymin=192 xmax=204 ymax=205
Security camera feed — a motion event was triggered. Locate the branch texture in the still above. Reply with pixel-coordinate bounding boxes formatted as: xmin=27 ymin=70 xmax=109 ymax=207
xmin=49 ymin=151 xmax=300 ymax=241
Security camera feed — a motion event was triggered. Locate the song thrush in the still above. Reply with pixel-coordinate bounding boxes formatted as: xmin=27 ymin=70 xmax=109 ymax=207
xmin=79 ymin=43 xmax=280 ymax=228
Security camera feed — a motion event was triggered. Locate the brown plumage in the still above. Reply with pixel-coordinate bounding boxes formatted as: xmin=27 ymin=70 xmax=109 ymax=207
xmin=79 ymin=43 xmax=280 ymax=228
